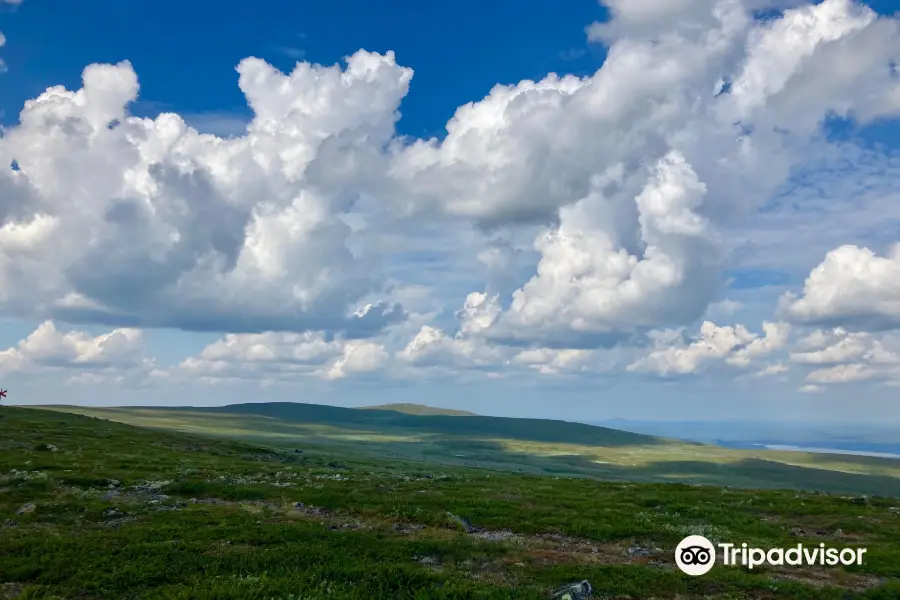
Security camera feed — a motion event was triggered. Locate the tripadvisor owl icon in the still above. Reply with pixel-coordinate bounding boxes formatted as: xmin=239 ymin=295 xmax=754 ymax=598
xmin=676 ymin=535 xmax=716 ymax=576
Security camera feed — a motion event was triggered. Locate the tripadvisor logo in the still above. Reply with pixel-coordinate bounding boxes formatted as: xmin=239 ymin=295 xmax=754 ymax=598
xmin=675 ymin=535 xmax=868 ymax=576
xmin=676 ymin=535 xmax=717 ymax=576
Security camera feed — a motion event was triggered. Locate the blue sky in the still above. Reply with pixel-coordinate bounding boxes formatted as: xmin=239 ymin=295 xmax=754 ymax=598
xmin=3 ymin=0 xmax=900 ymax=425
xmin=1 ymin=0 xmax=606 ymax=137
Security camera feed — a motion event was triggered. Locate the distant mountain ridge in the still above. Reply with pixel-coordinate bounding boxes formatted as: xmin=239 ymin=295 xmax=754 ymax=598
xmin=146 ymin=401 xmax=667 ymax=447
xmin=359 ymin=403 xmax=477 ymax=417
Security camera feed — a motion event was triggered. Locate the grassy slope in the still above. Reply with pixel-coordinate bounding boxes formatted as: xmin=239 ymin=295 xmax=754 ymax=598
xmin=34 ymin=404 xmax=900 ymax=498
xmin=1 ymin=407 xmax=900 ymax=600
xmin=360 ymin=404 xmax=478 ymax=417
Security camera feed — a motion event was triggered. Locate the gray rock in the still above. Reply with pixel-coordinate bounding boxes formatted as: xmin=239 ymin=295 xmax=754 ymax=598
xmin=472 ymin=529 xmax=516 ymax=541
xmin=103 ymin=490 xmax=120 ymax=501
xmin=15 ymin=503 xmax=35 ymax=516
xmin=104 ymin=517 xmax=134 ymax=528
xmin=551 ymin=580 xmax=592 ymax=600
xmin=192 ymin=497 xmax=225 ymax=505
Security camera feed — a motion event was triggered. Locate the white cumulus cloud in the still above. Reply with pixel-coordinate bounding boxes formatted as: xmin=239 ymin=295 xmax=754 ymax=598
xmin=324 ymin=341 xmax=390 ymax=380
xmin=178 ymin=330 xmax=389 ymax=383
xmin=628 ymin=320 xmax=790 ymax=375
xmin=781 ymin=245 xmax=900 ymax=331
xmin=0 ymin=321 xmax=158 ymax=385
xmin=0 ymin=53 xmax=412 ymax=337
xmin=788 ymin=327 xmax=900 ymax=387
xmin=511 ymin=348 xmax=594 ymax=375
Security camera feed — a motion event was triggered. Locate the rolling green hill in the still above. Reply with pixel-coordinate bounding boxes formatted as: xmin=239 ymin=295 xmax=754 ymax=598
xmin=360 ymin=403 xmax=478 ymax=417
xmin=187 ymin=401 xmax=664 ymax=447
xmin=1 ymin=406 xmax=899 ymax=599
xmin=32 ymin=402 xmax=900 ymax=497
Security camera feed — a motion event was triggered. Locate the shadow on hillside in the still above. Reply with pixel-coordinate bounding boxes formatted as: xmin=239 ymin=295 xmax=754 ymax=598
xmin=269 ymin=436 xmax=900 ymax=498
xmin=122 ymin=403 xmax=672 ymax=448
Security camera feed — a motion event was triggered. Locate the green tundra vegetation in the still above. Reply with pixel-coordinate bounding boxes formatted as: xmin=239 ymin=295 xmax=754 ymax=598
xmin=34 ymin=403 xmax=900 ymax=497
xmin=1 ymin=405 xmax=899 ymax=599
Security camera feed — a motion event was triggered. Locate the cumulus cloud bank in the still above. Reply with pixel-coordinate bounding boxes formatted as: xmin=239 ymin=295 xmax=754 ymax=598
xmin=0 ymin=321 xmax=159 ymax=386
xmin=628 ymin=320 xmax=790 ymax=375
xmin=4 ymin=0 xmax=900 ymax=393
xmin=1 ymin=54 xmax=412 ymax=336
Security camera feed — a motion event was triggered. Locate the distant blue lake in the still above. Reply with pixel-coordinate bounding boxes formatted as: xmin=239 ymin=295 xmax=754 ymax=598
xmin=761 ymin=444 xmax=900 ymax=460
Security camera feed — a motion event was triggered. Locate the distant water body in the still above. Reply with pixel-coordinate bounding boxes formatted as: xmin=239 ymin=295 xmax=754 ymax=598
xmin=762 ymin=444 xmax=900 ymax=460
